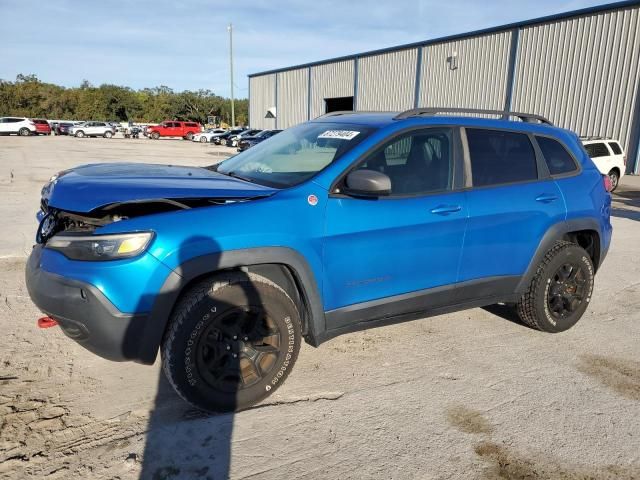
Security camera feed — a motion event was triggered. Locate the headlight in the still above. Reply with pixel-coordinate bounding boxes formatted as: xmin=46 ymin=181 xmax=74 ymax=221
xmin=46 ymin=232 xmax=154 ymax=261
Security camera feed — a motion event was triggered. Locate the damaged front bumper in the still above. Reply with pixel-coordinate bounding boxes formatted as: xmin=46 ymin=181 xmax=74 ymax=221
xmin=25 ymin=244 xmax=177 ymax=364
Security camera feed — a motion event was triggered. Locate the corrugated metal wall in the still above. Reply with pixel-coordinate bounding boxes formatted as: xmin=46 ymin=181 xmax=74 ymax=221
xmin=249 ymin=74 xmax=276 ymax=129
xmin=357 ymin=49 xmax=418 ymax=111
xmin=419 ymin=31 xmax=513 ymax=110
xmin=309 ymin=60 xmax=355 ymax=118
xmin=276 ymin=68 xmax=309 ymax=128
xmin=512 ymin=6 xmax=640 ymax=156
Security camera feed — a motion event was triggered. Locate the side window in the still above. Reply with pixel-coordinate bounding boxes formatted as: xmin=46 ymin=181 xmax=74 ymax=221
xmin=608 ymin=142 xmax=622 ymax=155
xmin=466 ymin=129 xmax=537 ymax=187
xmin=584 ymin=143 xmax=610 ymax=158
xmin=355 ymin=128 xmax=453 ymax=195
xmin=536 ymin=136 xmax=577 ymax=175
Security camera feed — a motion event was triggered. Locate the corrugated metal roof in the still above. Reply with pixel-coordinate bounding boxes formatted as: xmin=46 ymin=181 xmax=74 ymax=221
xmin=248 ymin=0 xmax=640 ymax=78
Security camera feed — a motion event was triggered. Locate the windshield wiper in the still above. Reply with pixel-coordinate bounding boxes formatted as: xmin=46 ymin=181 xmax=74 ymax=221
xmin=225 ymin=170 xmax=255 ymax=183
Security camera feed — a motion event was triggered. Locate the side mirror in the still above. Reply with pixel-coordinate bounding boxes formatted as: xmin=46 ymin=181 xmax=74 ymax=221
xmin=344 ymin=169 xmax=391 ymax=197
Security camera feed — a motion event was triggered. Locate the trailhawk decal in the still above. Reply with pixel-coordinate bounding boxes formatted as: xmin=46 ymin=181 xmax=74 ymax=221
xmin=318 ymin=130 xmax=360 ymax=140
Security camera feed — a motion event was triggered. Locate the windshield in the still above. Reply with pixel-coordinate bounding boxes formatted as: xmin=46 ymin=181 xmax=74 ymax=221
xmin=217 ymin=122 xmax=375 ymax=188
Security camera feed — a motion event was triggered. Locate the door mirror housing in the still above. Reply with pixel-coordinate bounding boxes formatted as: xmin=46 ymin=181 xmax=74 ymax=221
xmin=344 ymin=169 xmax=392 ymax=196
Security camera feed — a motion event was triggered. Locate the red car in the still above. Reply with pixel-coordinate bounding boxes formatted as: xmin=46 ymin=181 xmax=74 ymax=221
xmin=32 ymin=119 xmax=51 ymax=135
xmin=147 ymin=121 xmax=202 ymax=140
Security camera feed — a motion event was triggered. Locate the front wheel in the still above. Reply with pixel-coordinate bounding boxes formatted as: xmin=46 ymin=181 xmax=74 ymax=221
xmin=162 ymin=272 xmax=302 ymax=413
xmin=19 ymin=127 xmax=31 ymax=136
xmin=517 ymin=241 xmax=594 ymax=333
xmin=200 ymin=136 xmax=208 ymax=143
xmin=608 ymin=169 xmax=620 ymax=192
xmin=151 ymin=131 xmax=160 ymax=140
xmin=75 ymin=130 xmax=85 ymax=138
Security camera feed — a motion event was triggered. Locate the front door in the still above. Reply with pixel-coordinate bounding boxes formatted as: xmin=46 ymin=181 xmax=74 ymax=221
xmin=323 ymin=128 xmax=467 ymax=328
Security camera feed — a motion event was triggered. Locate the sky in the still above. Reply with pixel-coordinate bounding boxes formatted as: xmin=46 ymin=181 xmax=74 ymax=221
xmin=0 ymin=0 xmax=613 ymax=98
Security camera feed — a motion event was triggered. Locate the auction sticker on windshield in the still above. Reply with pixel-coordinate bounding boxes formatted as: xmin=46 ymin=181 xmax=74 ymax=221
xmin=318 ymin=130 xmax=360 ymax=140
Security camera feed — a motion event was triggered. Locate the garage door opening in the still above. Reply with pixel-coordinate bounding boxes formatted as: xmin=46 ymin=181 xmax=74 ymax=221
xmin=325 ymin=96 xmax=354 ymax=113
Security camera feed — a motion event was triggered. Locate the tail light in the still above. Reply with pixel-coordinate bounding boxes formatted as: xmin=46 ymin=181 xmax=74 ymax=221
xmin=603 ymin=174 xmax=612 ymax=192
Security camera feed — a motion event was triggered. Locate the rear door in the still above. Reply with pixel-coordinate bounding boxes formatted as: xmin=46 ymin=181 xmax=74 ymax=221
xmin=583 ymin=142 xmax=611 ymax=175
xmin=458 ymin=128 xmax=566 ymax=296
xmin=323 ymin=127 xmax=468 ymax=326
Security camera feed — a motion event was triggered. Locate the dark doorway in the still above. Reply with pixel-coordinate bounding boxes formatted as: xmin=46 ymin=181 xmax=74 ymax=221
xmin=325 ymin=96 xmax=354 ymax=113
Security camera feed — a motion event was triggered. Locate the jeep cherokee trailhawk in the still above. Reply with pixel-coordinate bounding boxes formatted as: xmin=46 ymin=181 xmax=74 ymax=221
xmin=26 ymin=108 xmax=612 ymax=412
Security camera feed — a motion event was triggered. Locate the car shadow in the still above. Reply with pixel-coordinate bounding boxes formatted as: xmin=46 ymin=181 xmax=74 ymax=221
xmin=132 ymin=235 xmax=265 ymax=479
xmin=482 ymin=303 xmax=534 ymax=330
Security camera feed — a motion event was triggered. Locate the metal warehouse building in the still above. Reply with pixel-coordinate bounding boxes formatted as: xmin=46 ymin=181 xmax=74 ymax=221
xmin=248 ymin=0 xmax=640 ymax=173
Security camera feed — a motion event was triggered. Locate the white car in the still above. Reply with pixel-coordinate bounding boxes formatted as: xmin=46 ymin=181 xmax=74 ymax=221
xmin=192 ymin=128 xmax=227 ymax=143
xmin=70 ymin=121 xmax=116 ymax=138
xmin=581 ymin=137 xmax=626 ymax=191
xmin=0 ymin=117 xmax=37 ymax=136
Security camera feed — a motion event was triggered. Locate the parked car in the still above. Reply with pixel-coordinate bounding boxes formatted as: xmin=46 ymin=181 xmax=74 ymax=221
xmin=70 ymin=122 xmax=116 ymax=138
xmin=56 ymin=122 xmax=75 ymax=136
xmin=212 ymin=128 xmax=244 ymax=145
xmin=192 ymin=128 xmax=227 ymax=143
xmin=581 ymin=137 xmax=626 ymax=191
xmin=147 ymin=121 xmax=203 ymax=140
xmin=0 ymin=117 xmax=37 ymax=136
xmin=32 ymin=119 xmax=52 ymax=135
xmin=26 ymin=108 xmax=612 ymax=413
xmin=237 ymin=129 xmax=282 ymax=151
xmin=225 ymin=129 xmax=262 ymax=147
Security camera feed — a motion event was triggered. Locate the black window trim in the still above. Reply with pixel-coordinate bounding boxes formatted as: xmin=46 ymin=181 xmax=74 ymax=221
xmin=460 ymin=126 xmax=551 ymax=190
xmin=532 ymin=133 xmax=582 ymax=180
xmin=608 ymin=141 xmax=623 ymax=155
xmin=584 ymin=142 xmax=611 ymax=158
xmin=329 ymin=125 xmax=465 ymax=200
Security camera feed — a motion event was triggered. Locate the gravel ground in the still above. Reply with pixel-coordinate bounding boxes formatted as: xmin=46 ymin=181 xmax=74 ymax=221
xmin=0 ymin=135 xmax=638 ymax=480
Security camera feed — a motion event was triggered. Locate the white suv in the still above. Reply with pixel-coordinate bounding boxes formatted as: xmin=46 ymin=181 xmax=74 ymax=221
xmin=581 ymin=137 xmax=626 ymax=191
xmin=0 ymin=117 xmax=37 ymax=136
xmin=70 ymin=122 xmax=116 ymax=138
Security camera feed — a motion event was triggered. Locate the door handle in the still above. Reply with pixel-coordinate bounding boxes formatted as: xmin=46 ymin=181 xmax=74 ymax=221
xmin=535 ymin=194 xmax=559 ymax=203
xmin=430 ymin=204 xmax=462 ymax=215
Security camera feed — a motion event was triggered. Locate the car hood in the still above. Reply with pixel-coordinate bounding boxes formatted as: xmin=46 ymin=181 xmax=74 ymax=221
xmin=42 ymin=162 xmax=278 ymax=213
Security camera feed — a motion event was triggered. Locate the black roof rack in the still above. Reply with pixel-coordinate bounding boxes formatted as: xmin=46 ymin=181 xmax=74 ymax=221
xmin=393 ymin=107 xmax=553 ymax=125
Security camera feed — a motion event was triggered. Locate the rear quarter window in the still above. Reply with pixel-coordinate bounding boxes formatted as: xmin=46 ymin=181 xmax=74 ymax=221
xmin=584 ymin=143 xmax=610 ymax=158
xmin=466 ymin=129 xmax=538 ymax=187
xmin=536 ymin=136 xmax=578 ymax=175
xmin=608 ymin=142 xmax=622 ymax=155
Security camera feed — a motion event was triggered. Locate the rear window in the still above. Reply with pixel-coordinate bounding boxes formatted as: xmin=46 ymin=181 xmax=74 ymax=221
xmin=608 ymin=142 xmax=622 ymax=155
xmin=536 ymin=136 xmax=577 ymax=175
xmin=584 ymin=143 xmax=610 ymax=158
xmin=466 ymin=129 xmax=538 ymax=187
xmin=185 ymin=122 xmax=198 ymax=127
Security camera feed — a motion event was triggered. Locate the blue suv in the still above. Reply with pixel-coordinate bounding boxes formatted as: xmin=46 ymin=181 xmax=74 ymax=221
xmin=26 ymin=108 xmax=612 ymax=412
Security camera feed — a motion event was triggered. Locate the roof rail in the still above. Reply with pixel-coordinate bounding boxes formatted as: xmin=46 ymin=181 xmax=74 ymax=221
xmin=315 ymin=110 xmax=396 ymax=119
xmin=579 ymin=136 xmax=611 ymax=141
xmin=393 ymin=107 xmax=553 ymax=125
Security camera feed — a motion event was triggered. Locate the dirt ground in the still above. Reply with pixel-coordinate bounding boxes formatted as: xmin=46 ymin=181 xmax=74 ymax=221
xmin=0 ymin=135 xmax=638 ymax=480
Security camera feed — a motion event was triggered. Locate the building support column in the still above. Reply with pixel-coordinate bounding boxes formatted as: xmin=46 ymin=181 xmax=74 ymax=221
xmin=307 ymin=67 xmax=312 ymax=120
xmin=414 ymin=46 xmax=423 ymax=108
xmin=628 ymin=79 xmax=640 ymax=174
xmin=274 ymin=73 xmax=278 ymax=129
xmin=353 ymin=57 xmax=359 ymax=111
xmin=504 ymin=28 xmax=520 ymax=112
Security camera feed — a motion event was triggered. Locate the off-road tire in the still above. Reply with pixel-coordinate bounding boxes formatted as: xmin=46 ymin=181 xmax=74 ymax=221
xmin=19 ymin=127 xmax=31 ymax=136
xmin=103 ymin=131 xmax=113 ymax=139
xmin=517 ymin=241 xmax=594 ymax=333
xmin=200 ymin=136 xmax=208 ymax=143
xmin=608 ymin=169 xmax=620 ymax=192
xmin=75 ymin=130 xmax=85 ymax=138
xmin=162 ymin=272 xmax=302 ymax=413
xmin=151 ymin=131 xmax=160 ymax=140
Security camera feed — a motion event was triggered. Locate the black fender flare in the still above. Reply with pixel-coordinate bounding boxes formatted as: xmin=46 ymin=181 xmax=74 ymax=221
xmin=515 ymin=218 xmax=604 ymax=294
xmin=135 ymin=247 xmax=325 ymax=364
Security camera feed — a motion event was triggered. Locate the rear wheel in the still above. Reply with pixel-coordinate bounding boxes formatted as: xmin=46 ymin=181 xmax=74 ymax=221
xmin=103 ymin=131 xmax=113 ymax=139
xmin=608 ymin=169 xmax=620 ymax=192
xmin=186 ymin=132 xmax=194 ymax=140
xmin=517 ymin=241 xmax=594 ymax=333
xmin=19 ymin=127 xmax=31 ymax=136
xmin=162 ymin=272 xmax=302 ymax=413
